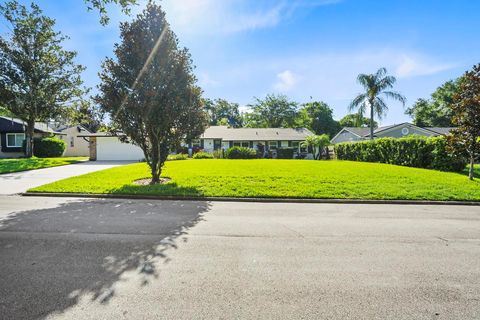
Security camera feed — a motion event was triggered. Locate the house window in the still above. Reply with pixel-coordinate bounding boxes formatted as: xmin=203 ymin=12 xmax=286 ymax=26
xmin=192 ymin=139 xmax=201 ymax=148
xmin=70 ymin=136 xmax=74 ymax=147
xmin=233 ymin=141 xmax=249 ymax=147
xmin=291 ymin=141 xmax=300 ymax=149
xmin=268 ymin=141 xmax=278 ymax=149
xmin=6 ymin=133 xmax=25 ymax=147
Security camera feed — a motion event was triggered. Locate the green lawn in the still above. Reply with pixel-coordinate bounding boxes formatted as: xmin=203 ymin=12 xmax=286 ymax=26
xmin=28 ymin=159 xmax=480 ymax=201
xmin=0 ymin=157 xmax=88 ymax=174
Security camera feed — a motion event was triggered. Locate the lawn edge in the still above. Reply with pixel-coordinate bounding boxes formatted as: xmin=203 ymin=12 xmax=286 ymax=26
xmin=22 ymin=192 xmax=480 ymax=206
xmin=0 ymin=158 xmax=89 ymax=175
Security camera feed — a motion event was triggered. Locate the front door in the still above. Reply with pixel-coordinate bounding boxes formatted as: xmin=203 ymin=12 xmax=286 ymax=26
xmin=213 ymin=139 xmax=222 ymax=150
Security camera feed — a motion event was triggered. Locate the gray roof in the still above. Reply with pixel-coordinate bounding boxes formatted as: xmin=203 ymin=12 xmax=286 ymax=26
xmin=342 ymin=123 xmax=454 ymax=138
xmin=0 ymin=116 xmax=64 ymax=134
xmin=201 ymin=126 xmax=314 ymax=141
xmin=425 ymin=127 xmax=455 ymax=135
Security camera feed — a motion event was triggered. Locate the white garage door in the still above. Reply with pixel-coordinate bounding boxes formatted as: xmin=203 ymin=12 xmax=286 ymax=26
xmin=97 ymin=137 xmax=145 ymax=161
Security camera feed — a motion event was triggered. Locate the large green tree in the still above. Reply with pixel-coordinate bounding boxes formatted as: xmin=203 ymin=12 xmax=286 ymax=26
xmin=406 ymin=78 xmax=463 ymax=127
xmin=0 ymin=1 xmax=85 ymax=157
xmin=245 ymin=94 xmax=298 ymax=128
xmin=97 ymin=2 xmax=207 ymax=184
xmin=349 ymin=68 xmax=406 ymax=139
xmin=339 ymin=113 xmax=376 ymax=128
xmin=448 ymin=64 xmax=480 ymax=180
xmin=204 ymin=98 xmax=243 ymax=128
xmin=296 ymin=101 xmax=341 ymax=138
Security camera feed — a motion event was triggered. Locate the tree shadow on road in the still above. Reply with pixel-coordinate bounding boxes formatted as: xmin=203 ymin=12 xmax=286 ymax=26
xmin=0 ymin=198 xmax=210 ymax=319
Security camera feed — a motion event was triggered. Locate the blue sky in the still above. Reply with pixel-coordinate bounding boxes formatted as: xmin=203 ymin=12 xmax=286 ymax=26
xmin=6 ymin=0 xmax=480 ymax=125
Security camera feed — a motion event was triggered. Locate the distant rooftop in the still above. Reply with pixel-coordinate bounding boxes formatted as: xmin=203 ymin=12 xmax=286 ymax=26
xmin=201 ymin=126 xmax=314 ymax=141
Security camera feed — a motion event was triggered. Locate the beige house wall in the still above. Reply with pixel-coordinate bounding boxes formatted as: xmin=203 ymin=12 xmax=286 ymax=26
xmin=58 ymin=126 xmax=90 ymax=157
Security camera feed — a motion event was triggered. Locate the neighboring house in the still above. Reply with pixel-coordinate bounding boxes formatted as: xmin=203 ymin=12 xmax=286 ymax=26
xmin=330 ymin=122 xmax=455 ymax=144
xmin=55 ymin=125 xmax=91 ymax=157
xmin=81 ymin=126 xmax=314 ymax=161
xmin=0 ymin=116 xmax=65 ymax=158
xmin=78 ymin=132 xmax=144 ymax=161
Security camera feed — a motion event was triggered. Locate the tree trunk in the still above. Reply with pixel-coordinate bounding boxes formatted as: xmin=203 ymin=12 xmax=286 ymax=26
xmin=469 ymin=155 xmax=475 ymax=180
xmin=369 ymin=100 xmax=374 ymax=140
xmin=25 ymin=121 xmax=35 ymax=158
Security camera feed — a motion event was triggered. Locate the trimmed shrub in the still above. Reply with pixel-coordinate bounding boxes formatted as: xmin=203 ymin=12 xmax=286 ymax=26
xmin=277 ymin=148 xmax=295 ymax=159
xmin=334 ymin=136 xmax=466 ymax=172
xmin=33 ymin=137 xmax=66 ymax=158
xmin=167 ymin=153 xmax=188 ymax=161
xmin=193 ymin=152 xmax=214 ymax=159
xmin=212 ymin=149 xmax=224 ymax=159
xmin=225 ymin=146 xmax=257 ymax=159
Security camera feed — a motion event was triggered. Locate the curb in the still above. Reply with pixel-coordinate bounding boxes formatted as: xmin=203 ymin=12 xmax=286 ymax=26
xmin=21 ymin=192 xmax=480 ymax=206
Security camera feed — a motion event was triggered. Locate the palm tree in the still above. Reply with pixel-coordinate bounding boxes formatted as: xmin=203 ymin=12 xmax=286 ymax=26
xmin=302 ymin=134 xmax=330 ymax=160
xmin=349 ymin=68 xmax=406 ymax=140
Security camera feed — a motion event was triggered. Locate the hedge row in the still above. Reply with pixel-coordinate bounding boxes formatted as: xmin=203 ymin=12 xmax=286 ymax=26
xmin=334 ymin=136 xmax=466 ymax=172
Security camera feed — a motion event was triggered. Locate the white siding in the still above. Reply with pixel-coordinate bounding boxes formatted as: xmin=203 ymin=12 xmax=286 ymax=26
xmin=203 ymin=139 xmax=214 ymax=152
xmin=96 ymin=137 xmax=144 ymax=161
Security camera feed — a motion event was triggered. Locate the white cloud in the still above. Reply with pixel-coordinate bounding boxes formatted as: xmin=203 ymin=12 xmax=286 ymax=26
xmin=198 ymin=72 xmax=220 ymax=88
xmin=395 ymin=54 xmax=455 ymax=78
xmin=161 ymin=0 xmax=341 ymax=35
xmin=273 ymin=70 xmax=300 ymax=92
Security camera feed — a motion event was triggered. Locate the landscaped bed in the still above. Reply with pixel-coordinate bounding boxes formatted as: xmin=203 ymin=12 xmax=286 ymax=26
xmin=0 ymin=157 xmax=88 ymax=174
xmin=28 ymin=160 xmax=480 ymax=201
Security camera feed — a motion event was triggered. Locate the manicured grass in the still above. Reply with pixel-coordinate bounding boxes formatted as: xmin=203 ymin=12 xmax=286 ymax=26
xmin=29 ymin=159 xmax=480 ymax=201
xmin=0 ymin=157 xmax=88 ymax=174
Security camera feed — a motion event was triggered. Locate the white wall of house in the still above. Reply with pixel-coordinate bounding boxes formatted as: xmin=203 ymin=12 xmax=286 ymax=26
xmin=58 ymin=126 xmax=90 ymax=157
xmin=96 ymin=137 xmax=144 ymax=161
xmin=203 ymin=138 xmax=214 ymax=152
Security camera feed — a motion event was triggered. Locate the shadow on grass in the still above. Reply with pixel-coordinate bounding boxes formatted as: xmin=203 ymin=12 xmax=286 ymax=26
xmin=110 ymin=181 xmax=203 ymax=197
xmin=0 ymin=198 xmax=210 ymax=319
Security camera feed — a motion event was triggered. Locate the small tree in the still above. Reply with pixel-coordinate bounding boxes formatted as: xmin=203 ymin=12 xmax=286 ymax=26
xmin=302 ymin=134 xmax=330 ymax=160
xmin=0 ymin=1 xmax=84 ymax=157
xmin=97 ymin=2 xmax=207 ymax=184
xmin=448 ymin=64 xmax=480 ymax=180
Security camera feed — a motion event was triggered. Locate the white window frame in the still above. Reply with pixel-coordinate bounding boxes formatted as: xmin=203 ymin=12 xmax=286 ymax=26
xmin=233 ymin=141 xmax=250 ymax=148
xmin=6 ymin=133 xmax=25 ymax=148
xmin=268 ymin=141 xmax=278 ymax=149
xmin=191 ymin=139 xmax=201 ymax=148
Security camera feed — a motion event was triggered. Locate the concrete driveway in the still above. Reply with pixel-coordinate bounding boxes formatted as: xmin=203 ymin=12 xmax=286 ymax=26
xmin=0 ymin=197 xmax=479 ymax=319
xmin=0 ymin=161 xmax=129 ymax=194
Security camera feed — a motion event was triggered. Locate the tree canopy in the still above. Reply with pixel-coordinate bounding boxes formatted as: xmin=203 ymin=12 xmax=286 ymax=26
xmin=96 ymin=2 xmax=207 ymax=184
xmin=338 ymin=113 xmax=376 ymax=128
xmin=349 ymin=67 xmax=406 ymax=139
xmin=406 ymin=78 xmax=463 ymax=127
xmin=245 ymin=94 xmax=298 ymax=128
xmin=448 ymin=64 xmax=480 ymax=180
xmin=296 ymin=101 xmax=341 ymax=138
xmin=204 ymin=98 xmax=243 ymax=128
xmin=84 ymin=0 xmax=137 ymax=25
xmin=0 ymin=1 xmax=85 ymax=156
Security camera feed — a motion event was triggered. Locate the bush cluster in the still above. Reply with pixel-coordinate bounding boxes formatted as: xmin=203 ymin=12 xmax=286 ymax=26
xmin=277 ymin=148 xmax=295 ymax=159
xmin=334 ymin=136 xmax=466 ymax=172
xmin=167 ymin=153 xmax=188 ymax=161
xmin=33 ymin=137 xmax=66 ymax=157
xmin=225 ymin=146 xmax=257 ymax=159
xmin=193 ymin=152 xmax=214 ymax=159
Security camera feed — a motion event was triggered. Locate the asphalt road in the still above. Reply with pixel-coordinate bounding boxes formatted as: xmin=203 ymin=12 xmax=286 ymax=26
xmin=1 ymin=196 xmax=479 ymax=320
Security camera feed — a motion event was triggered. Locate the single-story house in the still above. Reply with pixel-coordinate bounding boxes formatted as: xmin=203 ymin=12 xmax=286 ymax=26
xmin=55 ymin=125 xmax=91 ymax=157
xmin=0 ymin=116 xmax=65 ymax=158
xmin=330 ymin=122 xmax=455 ymax=144
xmin=195 ymin=126 xmax=314 ymax=156
xmin=81 ymin=126 xmax=314 ymax=161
